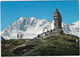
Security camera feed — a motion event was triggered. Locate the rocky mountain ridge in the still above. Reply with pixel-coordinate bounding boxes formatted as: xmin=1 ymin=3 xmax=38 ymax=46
xmin=1 ymin=17 xmax=80 ymax=40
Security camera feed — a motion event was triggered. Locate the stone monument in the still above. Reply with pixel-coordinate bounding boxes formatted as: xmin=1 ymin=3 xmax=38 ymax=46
xmin=53 ymin=9 xmax=63 ymax=34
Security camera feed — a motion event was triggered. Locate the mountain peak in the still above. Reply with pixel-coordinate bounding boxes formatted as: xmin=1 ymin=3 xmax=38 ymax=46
xmin=72 ymin=21 xmax=80 ymax=24
xmin=1 ymin=17 xmax=80 ymax=40
xmin=19 ymin=17 xmax=24 ymax=19
xmin=28 ymin=17 xmax=36 ymax=20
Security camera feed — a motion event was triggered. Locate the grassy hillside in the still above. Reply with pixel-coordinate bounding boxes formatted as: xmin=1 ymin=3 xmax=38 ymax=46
xmin=1 ymin=34 xmax=79 ymax=56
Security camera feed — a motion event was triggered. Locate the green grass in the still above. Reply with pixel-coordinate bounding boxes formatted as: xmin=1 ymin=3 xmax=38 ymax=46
xmin=1 ymin=34 xmax=79 ymax=56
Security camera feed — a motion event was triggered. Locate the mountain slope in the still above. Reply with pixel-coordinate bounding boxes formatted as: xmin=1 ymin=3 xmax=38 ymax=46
xmin=62 ymin=21 xmax=80 ymax=37
xmin=1 ymin=17 xmax=80 ymax=39
xmin=1 ymin=34 xmax=79 ymax=56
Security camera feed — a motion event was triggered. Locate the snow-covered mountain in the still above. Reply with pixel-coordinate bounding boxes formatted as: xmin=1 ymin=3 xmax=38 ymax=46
xmin=62 ymin=21 xmax=80 ymax=37
xmin=1 ymin=17 xmax=80 ymax=40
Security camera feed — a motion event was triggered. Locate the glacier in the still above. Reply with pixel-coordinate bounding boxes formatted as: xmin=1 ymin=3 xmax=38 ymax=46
xmin=1 ymin=17 xmax=80 ymax=40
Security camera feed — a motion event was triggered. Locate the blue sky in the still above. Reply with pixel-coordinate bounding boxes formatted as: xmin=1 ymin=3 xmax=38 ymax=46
xmin=1 ymin=1 xmax=79 ymax=31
